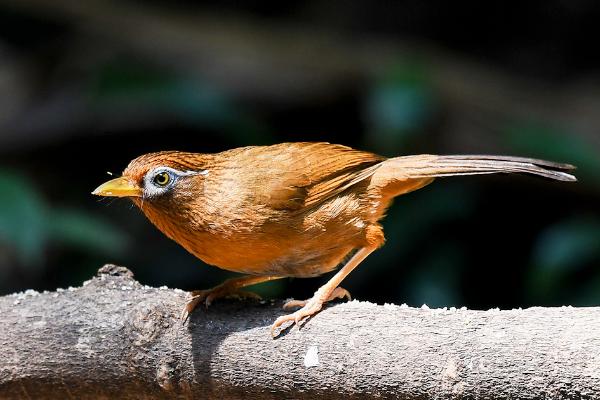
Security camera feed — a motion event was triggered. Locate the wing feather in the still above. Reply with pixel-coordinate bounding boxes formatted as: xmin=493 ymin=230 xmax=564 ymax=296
xmin=238 ymin=143 xmax=384 ymax=211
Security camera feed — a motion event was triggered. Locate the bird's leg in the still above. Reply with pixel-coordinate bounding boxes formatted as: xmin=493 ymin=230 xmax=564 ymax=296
xmin=271 ymin=246 xmax=375 ymax=337
xmin=182 ymin=275 xmax=283 ymax=322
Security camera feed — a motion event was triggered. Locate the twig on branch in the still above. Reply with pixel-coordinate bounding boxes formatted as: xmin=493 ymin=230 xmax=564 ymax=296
xmin=1 ymin=264 xmax=599 ymax=399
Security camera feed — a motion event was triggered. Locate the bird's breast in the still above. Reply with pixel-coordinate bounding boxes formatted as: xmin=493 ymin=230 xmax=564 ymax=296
xmin=137 ymin=194 xmax=374 ymax=277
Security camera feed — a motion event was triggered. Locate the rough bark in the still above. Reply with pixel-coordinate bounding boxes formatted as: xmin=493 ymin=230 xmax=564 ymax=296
xmin=1 ymin=265 xmax=600 ymax=399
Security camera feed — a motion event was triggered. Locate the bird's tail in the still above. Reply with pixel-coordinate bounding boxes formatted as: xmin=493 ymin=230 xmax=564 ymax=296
xmin=381 ymin=154 xmax=577 ymax=182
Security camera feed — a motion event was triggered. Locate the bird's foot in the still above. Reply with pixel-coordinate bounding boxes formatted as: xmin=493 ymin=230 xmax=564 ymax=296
xmin=181 ymin=286 xmax=261 ymax=323
xmin=271 ymin=287 xmax=351 ymax=337
xmin=281 ymin=286 xmax=351 ymax=310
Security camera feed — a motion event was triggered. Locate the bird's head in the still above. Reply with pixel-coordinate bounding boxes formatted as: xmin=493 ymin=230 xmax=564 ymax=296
xmin=92 ymin=151 xmax=210 ymax=208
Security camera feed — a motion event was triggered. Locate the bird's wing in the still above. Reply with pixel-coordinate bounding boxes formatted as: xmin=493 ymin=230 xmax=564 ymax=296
xmin=244 ymin=142 xmax=384 ymax=211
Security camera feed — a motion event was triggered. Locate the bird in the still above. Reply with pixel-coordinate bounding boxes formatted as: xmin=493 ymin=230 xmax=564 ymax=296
xmin=92 ymin=142 xmax=576 ymax=336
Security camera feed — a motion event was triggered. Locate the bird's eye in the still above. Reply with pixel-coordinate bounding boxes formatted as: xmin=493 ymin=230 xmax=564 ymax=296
xmin=152 ymin=171 xmax=171 ymax=187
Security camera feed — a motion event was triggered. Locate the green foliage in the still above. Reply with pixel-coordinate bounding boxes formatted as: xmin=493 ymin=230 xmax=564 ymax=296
xmin=405 ymin=243 xmax=465 ymax=307
xmin=88 ymin=58 xmax=272 ymax=145
xmin=528 ymin=216 xmax=600 ymax=302
xmin=534 ymin=217 xmax=600 ymax=273
xmin=0 ymin=170 xmax=127 ymax=269
xmin=503 ymin=122 xmax=600 ymax=183
xmin=0 ymin=171 xmax=46 ymax=266
xmin=382 ymin=182 xmax=476 ymax=256
xmin=365 ymin=63 xmax=436 ymax=152
xmin=47 ymin=208 xmax=128 ymax=255
xmin=250 ymin=279 xmax=285 ymax=299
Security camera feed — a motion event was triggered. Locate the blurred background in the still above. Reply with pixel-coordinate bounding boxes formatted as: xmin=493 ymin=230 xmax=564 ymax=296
xmin=1 ymin=0 xmax=599 ymax=309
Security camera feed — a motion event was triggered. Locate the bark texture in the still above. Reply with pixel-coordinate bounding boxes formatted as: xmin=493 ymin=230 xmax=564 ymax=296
xmin=1 ymin=265 xmax=600 ymax=399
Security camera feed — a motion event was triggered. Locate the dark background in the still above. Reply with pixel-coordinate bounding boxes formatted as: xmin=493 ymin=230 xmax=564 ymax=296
xmin=1 ymin=0 xmax=598 ymax=310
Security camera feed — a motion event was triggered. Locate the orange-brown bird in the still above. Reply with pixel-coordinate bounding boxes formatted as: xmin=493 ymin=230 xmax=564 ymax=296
xmin=92 ymin=142 xmax=576 ymax=336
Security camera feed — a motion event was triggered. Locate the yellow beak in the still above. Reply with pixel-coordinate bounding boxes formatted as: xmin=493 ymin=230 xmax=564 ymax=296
xmin=92 ymin=177 xmax=142 ymax=197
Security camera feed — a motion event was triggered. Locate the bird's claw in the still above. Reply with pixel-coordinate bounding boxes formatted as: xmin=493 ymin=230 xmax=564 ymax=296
xmin=271 ymin=299 xmax=323 ymax=337
xmin=282 ymin=299 xmax=308 ymax=310
xmin=180 ymin=288 xmax=262 ymax=323
xmin=282 ymin=287 xmax=351 ymax=310
xmin=271 ymin=286 xmax=352 ymax=337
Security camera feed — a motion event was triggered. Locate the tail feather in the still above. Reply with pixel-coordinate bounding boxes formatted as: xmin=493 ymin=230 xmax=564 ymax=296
xmin=385 ymin=154 xmax=577 ymax=182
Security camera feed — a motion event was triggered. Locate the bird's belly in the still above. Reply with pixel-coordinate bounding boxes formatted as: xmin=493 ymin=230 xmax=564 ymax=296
xmin=189 ymin=235 xmax=355 ymax=277
xmin=177 ymin=224 xmax=360 ymax=278
xmin=251 ymin=246 xmax=356 ymax=277
xmin=148 ymin=192 xmax=372 ymax=277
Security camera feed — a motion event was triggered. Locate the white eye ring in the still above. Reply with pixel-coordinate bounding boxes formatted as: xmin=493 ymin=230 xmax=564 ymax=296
xmin=142 ymin=167 xmax=207 ymax=197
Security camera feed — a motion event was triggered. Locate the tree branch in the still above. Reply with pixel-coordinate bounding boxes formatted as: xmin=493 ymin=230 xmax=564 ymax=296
xmin=1 ymin=265 xmax=599 ymax=399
